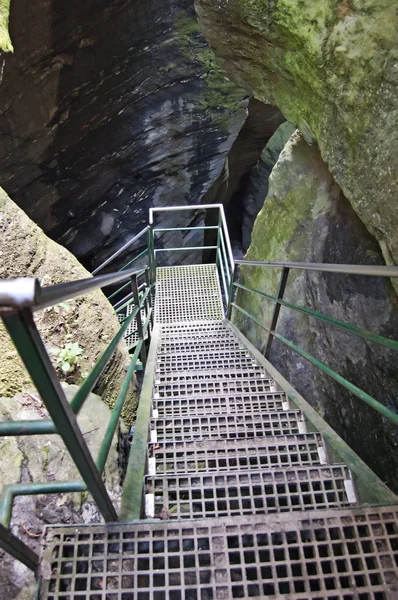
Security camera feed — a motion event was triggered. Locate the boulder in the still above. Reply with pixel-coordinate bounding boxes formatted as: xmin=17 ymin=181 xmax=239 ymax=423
xmin=196 ymin=0 xmax=398 ymax=269
xmin=0 ymin=188 xmax=137 ymax=423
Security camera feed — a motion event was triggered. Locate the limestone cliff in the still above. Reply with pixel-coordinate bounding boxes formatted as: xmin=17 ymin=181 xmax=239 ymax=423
xmin=195 ymin=0 xmax=398 ymax=269
xmin=233 ymin=133 xmax=398 ymax=490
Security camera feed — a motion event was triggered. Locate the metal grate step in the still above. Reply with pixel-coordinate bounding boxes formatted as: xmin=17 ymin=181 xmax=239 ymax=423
xmin=41 ymin=506 xmax=398 ymax=600
xmin=155 ymin=351 xmax=259 ymax=373
xmin=155 ymin=265 xmax=224 ymax=323
xmin=153 ymin=391 xmax=288 ymax=417
xmin=157 ymin=339 xmax=246 ymax=355
xmin=154 ymin=377 xmax=275 ymax=399
xmin=148 ymin=433 xmax=327 ymax=475
xmin=145 ymin=465 xmax=356 ymax=519
xmin=155 ymin=368 xmax=269 ymax=385
xmin=150 ymin=411 xmax=305 ymax=441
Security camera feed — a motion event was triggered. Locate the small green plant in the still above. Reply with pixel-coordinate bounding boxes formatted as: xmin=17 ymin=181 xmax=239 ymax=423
xmin=52 ymin=342 xmax=83 ymax=375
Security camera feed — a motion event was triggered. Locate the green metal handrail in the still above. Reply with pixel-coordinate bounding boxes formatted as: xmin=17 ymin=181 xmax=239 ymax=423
xmin=0 ymin=266 xmax=149 ymax=570
xmin=228 ymin=260 xmax=398 ymax=430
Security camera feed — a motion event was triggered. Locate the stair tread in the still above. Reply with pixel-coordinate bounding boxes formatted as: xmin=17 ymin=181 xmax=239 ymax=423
xmin=144 ymin=464 xmax=356 ymax=519
xmin=148 ymin=433 xmax=327 ymax=474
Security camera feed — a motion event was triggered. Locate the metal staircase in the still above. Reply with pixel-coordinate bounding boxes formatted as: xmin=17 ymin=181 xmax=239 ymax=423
xmin=1 ymin=204 xmax=398 ymax=598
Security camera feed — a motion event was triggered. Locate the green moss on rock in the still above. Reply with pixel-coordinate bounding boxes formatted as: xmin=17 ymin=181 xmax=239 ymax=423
xmin=174 ymin=11 xmax=245 ymax=113
xmin=196 ymin=0 xmax=398 ymax=268
xmin=0 ymin=0 xmax=13 ymax=52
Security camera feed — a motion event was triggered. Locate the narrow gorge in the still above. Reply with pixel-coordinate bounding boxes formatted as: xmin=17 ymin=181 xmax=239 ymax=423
xmin=1 ymin=0 xmax=398 ymax=597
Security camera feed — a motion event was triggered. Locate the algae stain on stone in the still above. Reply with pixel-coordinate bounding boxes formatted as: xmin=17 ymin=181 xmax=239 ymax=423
xmin=174 ymin=12 xmax=245 ymax=114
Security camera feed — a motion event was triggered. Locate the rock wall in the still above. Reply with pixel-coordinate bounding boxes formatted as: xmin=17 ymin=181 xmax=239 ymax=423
xmin=241 ymin=121 xmax=295 ymax=251
xmin=233 ymin=133 xmax=398 ymax=490
xmin=0 ymin=188 xmax=136 ymax=422
xmin=195 ymin=0 xmax=398 ymax=270
xmin=0 ymin=0 xmax=246 ymax=271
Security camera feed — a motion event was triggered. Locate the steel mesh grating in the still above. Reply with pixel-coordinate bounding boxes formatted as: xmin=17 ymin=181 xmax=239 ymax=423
xmin=150 ymin=411 xmax=304 ymax=441
xmin=157 ymin=339 xmax=245 ymax=355
xmin=117 ymin=303 xmax=149 ymax=349
xmin=155 ymin=369 xmax=269 ymax=385
xmin=154 ymin=265 xmax=224 ymax=323
xmin=148 ymin=433 xmax=326 ymax=475
xmin=153 ymin=391 xmax=288 ymax=417
xmin=156 ymin=351 xmax=259 ymax=374
xmin=154 ymin=377 xmax=275 ymax=399
xmin=40 ymin=507 xmax=398 ymax=599
xmin=145 ymin=465 xmax=355 ymax=519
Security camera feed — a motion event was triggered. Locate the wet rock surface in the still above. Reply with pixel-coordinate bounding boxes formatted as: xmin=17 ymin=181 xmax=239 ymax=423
xmin=0 ymin=0 xmax=246 ymax=271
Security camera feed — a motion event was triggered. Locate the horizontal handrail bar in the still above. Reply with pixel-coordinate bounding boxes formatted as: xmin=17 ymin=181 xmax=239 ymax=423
xmin=154 ymin=246 xmax=217 ymax=252
xmin=0 ymin=419 xmax=56 ymax=436
xmin=96 ymin=343 xmax=142 ymax=474
xmin=234 ymin=282 xmax=398 ymax=352
xmin=235 ymin=259 xmax=398 ymax=277
xmin=153 ymin=226 xmax=219 ymax=232
xmin=149 ymin=203 xmax=223 ymax=224
xmin=231 ymin=302 xmax=398 ymax=426
xmin=0 ymin=481 xmax=86 ymax=528
xmin=92 ymin=227 xmax=150 ymax=275
xmin=35 ymin=267 xmax=147 ymax=311
xmin=118 ymin=248 xmax=148 ymax=272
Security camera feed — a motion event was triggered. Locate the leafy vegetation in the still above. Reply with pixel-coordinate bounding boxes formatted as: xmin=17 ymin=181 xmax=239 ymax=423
xmin=52 ymin=342 xmax=84 ymax=375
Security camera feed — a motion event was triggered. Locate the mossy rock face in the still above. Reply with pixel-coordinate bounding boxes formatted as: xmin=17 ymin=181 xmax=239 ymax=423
xmin=233 ymin=133 xmax=398 ymax=490
xmin=195 ymin=0 xmax=398 ymax=268
xmin=0 ymin=188 xmax=137 ymax=424
xmin=0 ymin=0 xmax=13 ymax=52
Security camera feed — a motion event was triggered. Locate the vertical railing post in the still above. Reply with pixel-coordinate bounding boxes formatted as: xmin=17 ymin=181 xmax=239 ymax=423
xmin=1 ymin=309 xmax=118 ymax=522
xmin=131 ymin=274 xmax=147 ymax=366
xmin=264 ymin=267 xmax=290 ymax=359
xmin=226 ymin=263 xmax=237 ymax=320
xmin=144 ymin=267 xmax=154 ymax=332
xmin=148 ymin=226 xmax=156 ymax=285
xmin=215 ymin=211 xmax=222 ymax=269
xmin=0 ymin=522 xmax=39 ymax=572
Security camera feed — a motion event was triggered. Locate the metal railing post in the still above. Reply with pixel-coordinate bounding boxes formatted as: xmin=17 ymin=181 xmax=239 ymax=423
xmin=148 ymin=226 xmax=156 ymax=284
xmin=264 ymin=267 xmax=289 ymax=359
xmin=131 ymin=274 xmax=147 ymax=366
xmin=0 ymin=522 xmax=40 ymax=571
xmin=144 ymin=268 xmax=154 ymax=332
xmin=1 ymin=309 xmax=118 ymax=522
xmin=227 ymin=263 xmax=237 ymax=319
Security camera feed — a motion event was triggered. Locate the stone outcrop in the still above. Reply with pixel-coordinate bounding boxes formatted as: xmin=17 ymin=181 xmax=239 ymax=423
xmin=195 ymin=0 xmax=398 ymax=269
xmin=233 ymin=133 xmax=398 ymax=490
xmin=0 ymin=384 xmax=126 ymax=599
xmin=0 ymin=0 xmax=246 ymax=271
xmin=0 ymin=188 xmax=136 ymax=421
